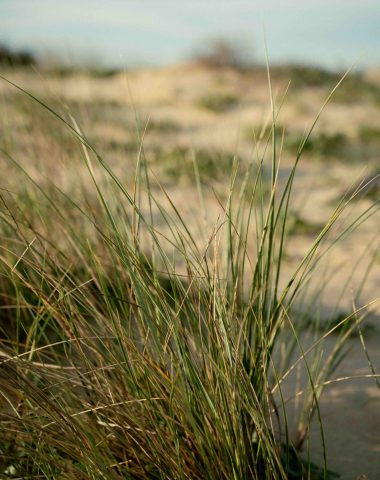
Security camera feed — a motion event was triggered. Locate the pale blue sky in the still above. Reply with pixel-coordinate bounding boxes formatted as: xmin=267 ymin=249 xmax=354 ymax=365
xmin=1 ymin=0 xmax=380 ymax=68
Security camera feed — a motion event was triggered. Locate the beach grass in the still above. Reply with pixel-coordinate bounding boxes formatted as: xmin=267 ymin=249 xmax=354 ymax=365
xmin=0 ymin=69 xmax=378 ymax=480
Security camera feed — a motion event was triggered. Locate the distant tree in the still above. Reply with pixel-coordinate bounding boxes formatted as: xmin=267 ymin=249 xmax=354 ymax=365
xmin=191 ymin=37 xmax=254 ymax=70
xmin=0 ymin=44 xmax=36 ymax=67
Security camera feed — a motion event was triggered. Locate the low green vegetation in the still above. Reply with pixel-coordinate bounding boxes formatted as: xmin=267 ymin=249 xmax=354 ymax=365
xmin=272 ymin=65 xmax=380 ymax=105
xmin=298 ymin=311 xmax=375 ymax=338
xmin=282 ymin=125 xmax=379 ymax=163
xmin=330 ymin=75 xmax=380 ymax=105
xmin=284 ymin=131 xmax=349 ymax=159
xmin=245 ymin=124 xmax=285 ymax=143
xmin=272 ymin=65 xmax=342 ymax=88
xmin=154 ymin=145 xmax=240 ymax=182
xmin=287 ymin=212 xmax=325 ymax=237
xmin=357 ymin=125 xmax=380 ymax=144
xmin=197 ymin=92 xmax=239 ymax=112
xmin=147 ymin=118 xmax=181 ymax=134
xmin=347 ymin=169 xmax=380 ymax=202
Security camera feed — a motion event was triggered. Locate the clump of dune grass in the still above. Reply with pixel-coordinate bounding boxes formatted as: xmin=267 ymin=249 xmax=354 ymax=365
xmin=0 ymin=71 xmax=378 ymax=480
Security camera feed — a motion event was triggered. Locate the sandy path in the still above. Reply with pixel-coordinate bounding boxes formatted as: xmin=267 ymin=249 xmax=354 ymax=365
xmin=307 ymin=332 xmax=380 ymax=479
